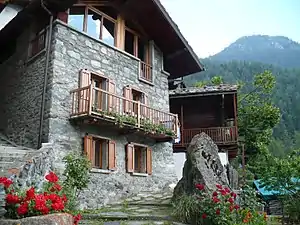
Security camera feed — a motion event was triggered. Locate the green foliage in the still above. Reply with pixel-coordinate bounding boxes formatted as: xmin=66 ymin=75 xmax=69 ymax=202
xmin=252 ymin=150 xmax=300 ymax=223
xmin=238 ymin=71 xmax=281 ymax=156
xmin=239 ymin=185 xmax=264 ymax=210
xmin=63 ymin=153 xmax=91 ymax=210
xmin=172 ymin=185 xmax=267 ymax=225
xmin=210 ymin=76 xmax=223 ymax=85
xmin=194 ymin=80 xmax=208 ymax=88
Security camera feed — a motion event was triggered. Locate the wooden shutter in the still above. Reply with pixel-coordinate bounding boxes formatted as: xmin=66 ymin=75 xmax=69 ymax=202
xmin=123 ymin=86 xmax=132 ymax=114
xmin=84 ymin=135 xmax=93 ymax=163
xmin=108 ymin=140 xmax=116 ymax=170
xmin=146 ymin=148 xmax=152 ymax=175
xmin=142 ymin=93 xmax=149 ymax=118
xmin=108 ymin=79 xmax=116 ymax=113
xmin=79 ymin=69 xmax=91 ymax=114
xmin=126 ymin=143 xmax=134 ymax=173
xmin=79 ymin=69 xmax=91 ymax=88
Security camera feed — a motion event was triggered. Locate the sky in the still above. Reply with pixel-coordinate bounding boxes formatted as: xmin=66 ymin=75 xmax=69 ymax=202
xmin=160 ymin=0 xmax=300 ymax=58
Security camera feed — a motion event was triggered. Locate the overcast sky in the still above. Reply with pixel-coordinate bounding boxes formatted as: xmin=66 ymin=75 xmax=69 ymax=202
xmin=161 ymin=0 xmax=300 ymax=58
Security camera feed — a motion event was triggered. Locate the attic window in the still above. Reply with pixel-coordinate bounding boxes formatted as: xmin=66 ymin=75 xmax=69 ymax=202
xmin=28 ymin=29 xmax=46 ymax=60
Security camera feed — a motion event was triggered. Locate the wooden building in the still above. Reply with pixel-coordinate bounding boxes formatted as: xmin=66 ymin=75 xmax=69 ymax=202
xmin=170 ymin=84 xmax=238 ymax=160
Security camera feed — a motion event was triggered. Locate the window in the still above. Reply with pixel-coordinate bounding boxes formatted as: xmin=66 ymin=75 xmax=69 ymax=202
xmin=126 ymin=143 xmax=152 ymax=175
xmin=28 ymin=29 xmax=46 ymax=59
xmin=124 ymin=28 xmax=153 ymax=83
xmin=84 ymin=135 xmax=116 ymax=171
xmin=78 ymin=69 xmax=116 ymax=113
xmin=68 ymin=6 xmax=116 ymax=47
xmin=123 ymin=86 xmax=148 ymax=117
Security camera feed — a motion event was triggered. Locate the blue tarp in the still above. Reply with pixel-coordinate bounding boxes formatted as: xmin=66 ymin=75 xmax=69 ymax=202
xmin=253 ymin=178 xmax=300 ymax=201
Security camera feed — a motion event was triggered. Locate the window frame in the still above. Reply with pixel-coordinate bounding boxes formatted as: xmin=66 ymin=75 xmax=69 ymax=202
xmin=125 ymin=142 xmax=152 ymax=176
xmin=84 ymin=134 xmax=117 ymax=173
xmin=27 ymin=28 xmax=47 ymax=62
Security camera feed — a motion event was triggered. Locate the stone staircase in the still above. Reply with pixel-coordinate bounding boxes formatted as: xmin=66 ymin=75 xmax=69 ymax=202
xmin=0 ymin=134 xmax=38 ymax=217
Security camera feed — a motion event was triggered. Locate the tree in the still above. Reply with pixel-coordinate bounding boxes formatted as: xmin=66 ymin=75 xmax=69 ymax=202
xmin=238 ymin=71 xmax=281 ymax=157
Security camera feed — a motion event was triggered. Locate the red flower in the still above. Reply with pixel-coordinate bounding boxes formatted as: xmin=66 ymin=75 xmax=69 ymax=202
xmin=6 ymin=194 xmax=20 ymax=204
xmin=213 ymin=191 xmax=218 ymax=197
xmin=50 ymin=183 xmax=62 ymax=192
xmin=231 ymin=192 xmax=237 ymax=199
xmin=34 ymin=194 xmax=49 ymax=214
xmin=228 ymin=197 xmax=234 ymax=204
xmin=216 ymin=184 xmax=222 ymax=189
xmin=2 ymin=179 xmax=13 ymax=188
xmin=229 ymin=205 xmax=234 ymax=212
xmin=224 ymin=187 xmax=231 ymax=193
xmin=62 ymin=194 xmax=67 ymax=203
xmin=216 ymin=209 xmax=221 ymax=215
xmin=26 ymin=187 xmax=35 ymax=200
xmin=220 ymin=189 xmax=227 ymax=196
xmin=234 ymin=205 xmax=240 ymax=210
xmin=74 ymin=214 xmax=82 ymax=225
xmin=17 ymin=202 xmax=28 ymax=215
xmin=212 ymin=196 xmax=220 ymax=203
xmin=51 ymin=201 xmax=64 ymax=211
xmin=45 ymin=171 xmax=58 ymax=183
xmin=202 ymin=213 xmax=207 ymax=219
xmin=195 ymin=184 xmax=205 ymax=191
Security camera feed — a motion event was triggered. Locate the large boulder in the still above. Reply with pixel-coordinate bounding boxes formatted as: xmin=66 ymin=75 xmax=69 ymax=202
xmin=173 ymin=133 xmax=229 ymax=199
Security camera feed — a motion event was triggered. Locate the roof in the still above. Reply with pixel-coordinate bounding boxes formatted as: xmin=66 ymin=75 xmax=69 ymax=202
xmin=169 ymin=84 xmax=238 ymax=98
xmin=0 ymin=0 xmax=204 ymax=78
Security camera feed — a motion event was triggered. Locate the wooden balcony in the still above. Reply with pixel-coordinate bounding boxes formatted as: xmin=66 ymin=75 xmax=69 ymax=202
xmin=140 ymin=61 xmax=153 ymax=83
xmin=174 ymin=126 xmax=238 ymax=149
xmin=70 ymin=85 xmax=178 ymax=140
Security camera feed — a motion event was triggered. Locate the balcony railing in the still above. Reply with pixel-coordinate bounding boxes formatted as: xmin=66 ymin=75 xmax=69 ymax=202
xmin=70 ymin=85 xmax=178 ymax=137
xmin=174 ymin=126 xmax=238 ymax=147
xmin=140 ymin=61 xmax=153 ymax=83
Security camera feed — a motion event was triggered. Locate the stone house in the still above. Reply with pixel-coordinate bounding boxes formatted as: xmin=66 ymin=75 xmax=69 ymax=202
xmin=0 ymin=0 xmax=204 ymax=207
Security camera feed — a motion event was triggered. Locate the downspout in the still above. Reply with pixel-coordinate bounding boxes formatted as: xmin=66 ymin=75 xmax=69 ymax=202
xmin=37 ymin=0 xmax=53 ymax=149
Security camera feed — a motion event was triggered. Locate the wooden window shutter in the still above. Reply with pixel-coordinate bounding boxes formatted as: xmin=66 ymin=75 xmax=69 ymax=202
xmin=141 ymin=93 xmax=149 ymax=118
xmin=146 ymin=147 xmax=152 ymax=175
xmin=126 ymin=144 xmax=134 ymax=173
xmin=108 ymin=79 xmax=117 ymax=112
xmin=84 ymin=135 xmax=93 ymax=163
xmin=123 ymin=86 xmax=132 ymax=113
xmin=79 ymin=69 xmax=91 ymax=88
xmin=108 ymin=140 xmax=116 ymax=170
xmin=79 ymin=69 xmax=91 ymax=113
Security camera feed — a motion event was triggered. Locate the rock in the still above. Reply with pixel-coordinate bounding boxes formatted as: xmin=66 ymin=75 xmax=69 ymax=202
xmin=226 ymin=164 xmax=239 ymax=190
xmin=173 ymin=133 xmax=229 ymax=199
xmin=0 ymin=213 xmax=73 ymax=225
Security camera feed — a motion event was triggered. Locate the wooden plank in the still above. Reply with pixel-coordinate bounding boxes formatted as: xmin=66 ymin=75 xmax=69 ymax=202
xmin=126 ymin=144 xmax=134 ymax=173
xmin=146 ymin=148 xmax=152 ymax=175
xmin=108 ymin=140 xmax=117 ymax=170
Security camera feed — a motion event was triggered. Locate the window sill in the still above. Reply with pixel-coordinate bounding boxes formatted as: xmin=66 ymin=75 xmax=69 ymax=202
xmin=90 ymin=168 xmax=115 ymax=174
xmin=131 ymin=172 xmax=149 ymax=177
xmin=138 ymin=77 xmax=154 ymax=86
xmin=26 ymin=48 xmax=46 ymax=64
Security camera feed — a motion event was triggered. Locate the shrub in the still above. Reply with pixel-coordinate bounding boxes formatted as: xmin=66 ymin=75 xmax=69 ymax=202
xmin=172 ymin=183 xmax=267 ymax=225
xmin=0 ymin=172 xmax=82 ymax=224
xmin=62 ymin=153 xmax=91 ymax=211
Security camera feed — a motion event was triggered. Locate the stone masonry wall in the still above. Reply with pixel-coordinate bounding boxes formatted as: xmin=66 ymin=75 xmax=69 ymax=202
xmin=0 ymin=24 xmax=51 ymax=148
xmin=48 ymin=21 xmax=177 ymax=208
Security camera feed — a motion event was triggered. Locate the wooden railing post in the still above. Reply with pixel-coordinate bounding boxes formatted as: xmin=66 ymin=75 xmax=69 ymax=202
xmin=137 ymin=101 xmax=141 ymax=128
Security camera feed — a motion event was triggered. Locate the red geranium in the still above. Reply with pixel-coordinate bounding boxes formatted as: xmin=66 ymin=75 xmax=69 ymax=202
xmin=216 ymin=209 xmax=221 ymax=215
xmin=195 ymin=184 xmax=205 ymax=191
xmin=213 ymin=191 xmax=218 ymax=197
xmin=45 ymin=171 xmax=58 ymax=183
xmin=50 ymin=183 xmax=62 ymax=192
xmin=17 ymin=202 xmax=29 ymax=215
xmin=212 ymin=196 xmax=220 ymax=203
xmin=26 ymin=187 xmax=35 ymax=201
xmin=74 ymin=214 xmax=82 ymax=225
xmin=6 ymin=194 xmax=20 ymax=204
xmin=202 ymin=213 xmax=207 ymax=219
xmin=228 ymin=197 xmax=234 ymax=204
xmin=216 ymin=184 xmax=223 ymax=189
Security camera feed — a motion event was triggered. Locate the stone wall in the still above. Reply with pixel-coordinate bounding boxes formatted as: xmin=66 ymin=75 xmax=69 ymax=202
xmin=0 ymin=23 xmax=51 ymax=148
xmin=47 ymin=21 xmax=177 ymax=208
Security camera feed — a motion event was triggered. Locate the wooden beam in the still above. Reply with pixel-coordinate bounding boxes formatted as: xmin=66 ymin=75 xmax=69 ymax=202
xmin=233 ymin=93 xmax=238 ymax=138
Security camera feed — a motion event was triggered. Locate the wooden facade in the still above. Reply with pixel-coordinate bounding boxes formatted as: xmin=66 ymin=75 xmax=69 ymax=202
xmin=170 ymin=85 xmax=239 ymax=159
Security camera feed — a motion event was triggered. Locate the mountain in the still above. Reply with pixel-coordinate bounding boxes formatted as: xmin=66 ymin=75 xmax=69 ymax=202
xmin=208 ymin=35 xmax=300 ymax=68
xmin=184 ymin=35 xmax=300 ymax=154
